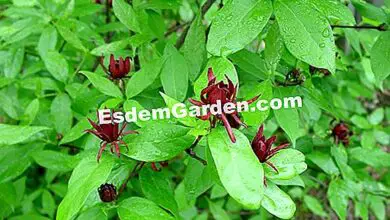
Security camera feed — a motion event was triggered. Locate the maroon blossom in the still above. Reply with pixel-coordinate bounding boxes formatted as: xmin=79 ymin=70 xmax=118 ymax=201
xmin=189 ymin=68 xmax=259 ymax=143
xmin=332 ymin=122 xmax=352 ymax=146
xmin=98 ymin=183 xmax=117 ymax=202
xmin=85 ymin=112 xmax=138 ymax=162
xmin=100 ymin=54 xmax=131 ymax=80
xmin=251 ymin=125 xmax=289 ymax=173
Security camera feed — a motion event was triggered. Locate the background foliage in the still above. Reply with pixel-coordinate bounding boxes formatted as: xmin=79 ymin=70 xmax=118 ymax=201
xmin=0 ymin=0 xmax=389 ymax=219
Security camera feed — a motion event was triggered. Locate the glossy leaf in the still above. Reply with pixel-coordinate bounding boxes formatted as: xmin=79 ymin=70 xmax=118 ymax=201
xmin=81 ymin=71 xmax=123 ymax=98
xmin=122 ymin=122 xmax=193 ymax=162
xmin=139 ymin=168 xmax=178 ymax=216
xmin=117 ymin=197 xmax=174 ymax=220
xmin=371 ymin=31 xmax=390 ymax=89
xmin=126 ymin=58 xmax=163 ymax=99
xmin=160 ymin=44 xmax=189 ymax=102
xmin=208 ymin=127 xmax=264 ymax=209
xmin=207 ymin=0 xmax=272 ymax=56
xmin=274 ymin=0 xmax=336 ymax=73
xmin=56 ymin=155 xmax=114 ymax=220
xmin=0 ymin=125 xmax=50 ymax=146
xmin=261 ymin=182 xmax=296 ymax=219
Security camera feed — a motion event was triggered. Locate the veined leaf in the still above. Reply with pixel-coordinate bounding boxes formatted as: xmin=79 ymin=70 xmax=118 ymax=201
xmin=208 ymin=127 xmax=264 ymax=209
xmin=81 ymin=71 xmax=123 ymax=98
xmin=207 ymin=0 xmax=272 ymax=56
xmin=274 ymin=0 xmax=336 ymax=73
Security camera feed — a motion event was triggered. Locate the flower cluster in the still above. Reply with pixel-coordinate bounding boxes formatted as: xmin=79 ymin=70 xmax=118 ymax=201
xmin=189 ymin=68 xmax=259 ymax=143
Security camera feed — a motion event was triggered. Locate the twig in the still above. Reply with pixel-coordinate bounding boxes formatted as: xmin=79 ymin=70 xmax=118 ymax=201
xmin=331 ymin=24 xmax=387 ymax=31
xmin=185 ymin=135 xmax=207 ymax=165
xmin=119 ymin=161 xmax=145 ymax=195
xmin=70 ymin=53 xmax=87 ymax=82
xmin=105 ymin=0 xmax=113 ymax=42
xmin=175 ymin=0 xmax=216 ymax=49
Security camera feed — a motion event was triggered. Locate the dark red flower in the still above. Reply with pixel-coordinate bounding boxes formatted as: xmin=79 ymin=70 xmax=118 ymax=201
xmin=332 ymin=122 xmax=352 ymax=146
xmin=309 ymin=66 xmax=331 ymax=76
xmin=99 ymin=54 xmax=131 ymax=80
xmin=251 ymin=125 xmax=289 ymax=173
xmin=189 ymin=68 xmax=259 ymax=143
xmin=85 ymin=112 xmax=138 ymax=162
xmin=98 ymin=183 xmax=117 ymax=202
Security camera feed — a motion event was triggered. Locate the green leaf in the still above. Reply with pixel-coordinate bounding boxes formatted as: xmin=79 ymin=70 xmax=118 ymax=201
xmin=41 ymin=190 xmax=56 ymax=218
xmin=38 ymin=26 xmax=57 ymax=57
xmin=184 ymin=146 xmax=217 ymax=203
xmin=4 ymin=47 xmax=24 ymax=78
xmin=20 ymin=98 xmax=40 ymax=125
xmin=228 ymin=49 xmax=269 ymax=80
xmin=367 ymin=195 xmax=386 ymax=220
xmin=113 ymin=0 xmax=140 ymax=32
xmin=59 ymin=117 xmax=91 ymax=145
xmin=351 ymin=0 xmax=388 ymax=23
xmin=122 ymin=122 xmax=193 ymax=162
xmin=306 ymin=152 xmax=339 ymax=175
xmin=0 ymin=125 xmax=49 ymax=146
xmin=139 ymin=168 xmax=178 ymax=216
xmin=181 ymin=14 xmax=207 ymax=82
xmin=118 ymin=197 xmax=174 ymax=220
xmin=0 ymin=145 xmax=38 ymax=183
xmin=193 ymin=57 xmax=238 ymax=98
xmin=264 ymin=149 xmax=307 ymax=181
xmin=273 ymin=87 xmax=302 ymax=147
xmin=349 ymin=147 xmax=390 ymax=168
xmin=160 ymin=92 xmax=197 ymax=127
xmin=136 ymin=0 xmax=181 ymax=10
xmin=32 ymin=150 xmax=81 ymax=172
xmin=56 ymin=155 xmax=114 ymax=220
xmin=160 ymin=44 xmax=189 ymax=102
xmin=308 ymin=0 xmax=356 ymax=25
xmin=55 ymin=22 xmax=87 ymax=52
xmin=368 ymin=108 xmax=384 ymax=125
xmin=361 ymin=131 xmax=376 ymax=149
xmin=261 ymin=182 xmax=296 ymax=219
xmin=51 ymin=94 xmax=73 ymax=134
xmin=303 ymin=195 xmax=327 ymax=217
xmin=43 ymin=51 xmax=69 ymax=83
xmin=81 ymin=71 xmax=123 ymax=98
xmin=207 ymin=199 xmax=230 ymax=220
xmin=327 ymin=179 xmax=350 ymax=220
xmin=240 ymin=80 xmax=272 ymax=126
xmin=0 ymin=182 xmax=17 ymax=218
xmin=274 ymin=0 xmax=336 ymax=73
xmin=264 ymin=22 xmax=285 ymax=71
xmin=208 ymin=127 xmax=264 ymax=209
xmin=270 ymin=175 xmax=305 ymax=187
xmin=351 ymin=115 xmax=372 ymax=129
xmin=126 ymin=58 xmax=163 ymax=99
xmin=331 ymin=146 xmax=357 ymax=181
xmin=371 ymin=31 xmax=390 ymax=89
xmin=207 ymin=0 xmax=272 ymax=56
xmin=90 ymin=40 xmax=129 ymax=56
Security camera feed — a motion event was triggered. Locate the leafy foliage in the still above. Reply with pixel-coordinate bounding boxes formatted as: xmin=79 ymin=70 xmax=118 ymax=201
xmin=0 ymin=0 xmax=389 ymax=219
